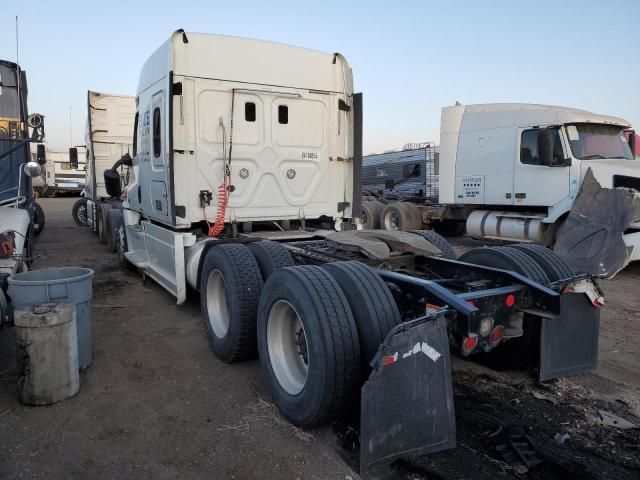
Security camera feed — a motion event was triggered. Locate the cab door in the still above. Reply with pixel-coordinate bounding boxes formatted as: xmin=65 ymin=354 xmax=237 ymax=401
xmin=149 ymin=90 xmax=170 ymax=219
xmin=513 ymin=127 xmax=570 ymax=206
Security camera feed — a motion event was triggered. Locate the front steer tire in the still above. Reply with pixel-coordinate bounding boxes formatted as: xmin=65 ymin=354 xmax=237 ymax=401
xmin=200 ymin=244 xmax=264 ymax=363
xmin=257 ymin=265 xmax=361 ymax=428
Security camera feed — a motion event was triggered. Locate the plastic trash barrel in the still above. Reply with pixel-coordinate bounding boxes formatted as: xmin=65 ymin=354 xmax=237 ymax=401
xmin=15 ymin=303 xmax=80 ymax=405
xmin=8 ymin=267 xmax=94 ymax=369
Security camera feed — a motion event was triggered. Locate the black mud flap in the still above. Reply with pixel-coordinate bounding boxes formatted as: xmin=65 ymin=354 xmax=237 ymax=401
xmin=539 ymin=293 xmax=600 ymax=382
xmin=360 ymin=314 xmax=455 ymax=479
xmin=554 ymin=168 xmax=640 ymax=278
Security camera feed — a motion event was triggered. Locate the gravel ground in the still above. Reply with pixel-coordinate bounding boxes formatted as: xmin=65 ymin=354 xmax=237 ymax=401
xmin=1 ymin=197 xmax=638 ymax=479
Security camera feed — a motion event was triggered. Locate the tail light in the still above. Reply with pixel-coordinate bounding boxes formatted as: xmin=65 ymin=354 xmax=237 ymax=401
xmin=489 ymin=325 xmax=505 ymax=345
xmin=461 ymin=335 xmax=478 ymax=355
xmin=504 ymin=294 xmax=516 ymax=308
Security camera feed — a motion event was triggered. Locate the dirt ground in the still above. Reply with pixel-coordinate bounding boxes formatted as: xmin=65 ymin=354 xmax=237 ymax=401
xmin=1 ymin=197 xmax=639 ymax=479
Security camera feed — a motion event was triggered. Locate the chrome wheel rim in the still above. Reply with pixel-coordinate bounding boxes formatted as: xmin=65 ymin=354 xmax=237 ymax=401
xmin=206 ymin=269 xmax=230 ymax=338
xmin=384 ymin=211 xmax=400 ymax=230
xmin=267 ymin=300 xmax=309 ymax=395
xmin=78 ymin=205 xmax=87 ymax=224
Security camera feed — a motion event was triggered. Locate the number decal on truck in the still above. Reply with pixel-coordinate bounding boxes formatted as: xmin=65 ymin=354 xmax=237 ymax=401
xmin=301 ymin=151 xmax=319 ymax=159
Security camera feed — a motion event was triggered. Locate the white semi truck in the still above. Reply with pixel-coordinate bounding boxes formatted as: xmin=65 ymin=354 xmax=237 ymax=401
xmin=374 ymin=103 xmax=639 ymax=277
xmin=100 ymin=31 xmax=604 ymax=477
xmin=70 ymin=92 xmax=135 ymax=245
xmin=40 ymin=148 xmax=86 ymax=196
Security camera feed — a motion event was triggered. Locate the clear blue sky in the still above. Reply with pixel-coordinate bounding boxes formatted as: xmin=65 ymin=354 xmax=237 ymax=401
xmin=1 ymin=0 xmax=638 ymax=154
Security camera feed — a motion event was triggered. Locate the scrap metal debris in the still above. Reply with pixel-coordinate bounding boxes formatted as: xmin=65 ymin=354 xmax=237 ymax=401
xmin=532 ymin=390 xmax=560 ymax=405
xmin=490 ymin=426 xmax=542 ymax=474
xmin=554 ymin=432 xmax=571 ymax=445
xmin=597 ymin=410 xmax=639 ymax=430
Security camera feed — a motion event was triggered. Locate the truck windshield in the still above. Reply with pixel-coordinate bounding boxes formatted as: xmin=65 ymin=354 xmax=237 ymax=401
xmin=565 ymin=123 xmax=634 ymax=160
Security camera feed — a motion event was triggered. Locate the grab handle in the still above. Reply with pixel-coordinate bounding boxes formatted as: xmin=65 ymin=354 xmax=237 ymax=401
xmin=46 ymin=282 xmax=71 ymax=301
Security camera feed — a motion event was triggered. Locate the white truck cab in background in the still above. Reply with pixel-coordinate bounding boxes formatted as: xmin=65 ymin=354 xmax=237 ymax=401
xmin=438 ymin=103 xmax=639 ymax=269
xmin=121 ymin=31 xmax=358 ymax=302
xmin=77 ymin=91 xmax=135 ymax=235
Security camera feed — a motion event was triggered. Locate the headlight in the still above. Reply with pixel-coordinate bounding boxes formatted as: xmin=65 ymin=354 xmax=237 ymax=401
xmin=23 ymin=161 xmax=42 ymax=177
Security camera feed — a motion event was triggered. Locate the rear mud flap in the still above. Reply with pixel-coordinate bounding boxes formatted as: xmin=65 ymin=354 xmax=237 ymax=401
xmin=360 ymin=314 xmax=455 ymax=478
xmin=539 ymin=293 xmax=600 ymax=382
xmin=554 ymin=168 xmax=640 ymax=278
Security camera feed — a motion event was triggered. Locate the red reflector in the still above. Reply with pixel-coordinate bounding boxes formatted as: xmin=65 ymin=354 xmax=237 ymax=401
xmin=489 ymin=325 xmax=505 ymax=344
xmin=592 ymin=296 xmax=605 ymax=308
xmin=462 ymin=335 xmax=478 ymax=353
xmin=382 ymin=355 xmax=396 ymax=367
xmin=505 ymin=294 xmax=516 ymax=308
xmin=466 ymin=300 xmax=475 ymax=307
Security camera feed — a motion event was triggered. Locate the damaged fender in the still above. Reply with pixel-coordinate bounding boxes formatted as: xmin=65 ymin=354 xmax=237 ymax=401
xmin=554 ymin=168 xmax=640 ymax=278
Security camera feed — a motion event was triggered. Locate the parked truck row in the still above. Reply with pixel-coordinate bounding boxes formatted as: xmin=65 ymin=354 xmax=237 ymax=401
xmin=71 ymin=31 xmax=606 ymax=477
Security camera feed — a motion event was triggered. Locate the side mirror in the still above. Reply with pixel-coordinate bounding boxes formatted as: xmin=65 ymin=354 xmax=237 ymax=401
xmin=36 ymin=144 xmax=46 ymax=165
xmin=23 ymin=161 xmax=42 ymax=177
xmin=69 ymin=147 xmax=78 ymax=169
xmin=104 ymin=169 xmax=122 ymax=198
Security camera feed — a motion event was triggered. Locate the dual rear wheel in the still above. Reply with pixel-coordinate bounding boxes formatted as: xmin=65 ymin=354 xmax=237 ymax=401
xmin=199 ymin=241 xmax=401 ymax=428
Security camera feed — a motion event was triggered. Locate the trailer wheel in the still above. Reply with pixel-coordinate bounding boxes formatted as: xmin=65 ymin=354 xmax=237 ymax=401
xmin=321 ymin=261 xmax=401 ymax=369
xmin=411 ymin=230 xmax=457 ymax=260
xmin=459 ymin=246 xmax=550 ymax=286
xmin=33 ymin=202 xmax=45 ymax=236
xmin=247 ymin=241 xmax=294 ymax=280
xmin=106 ymin=209 xmax=124 ymax=253
xmin=72 ymin=198 xmax=89 ymax=227
xmin=257 ymin=265 xmax=360 ymax=428
xmin=361 ymin=200 xmax=384 ymax=229
xmin=381 ymin=202 xmax=422 ymax=231
xmin=200 ymin=244 xmax=264 ymax=363
xmin=510 ymin=244 xmax=574 ymax=282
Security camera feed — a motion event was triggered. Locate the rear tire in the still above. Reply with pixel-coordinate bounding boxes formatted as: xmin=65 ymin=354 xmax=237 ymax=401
xmin=200 ymin=244 xmax=264 ymax=363
xmin=510 ymin=244 xmax=574 ymax=282
xmin=247 ymin=241 xmax=294 ymax=280
xmin=321 ymin=261 xmax=401 ymax=369
xmin=257 ymin=265 xmax=360 ymax=428
xmin=361 ymin=200 xmax=384 ymax=229
xmin=411 ymin=230 xmax=457 ymax=260
xmin=72 ymin=198 xmax=89 ymax=227
xmin=381 ymin=202 xmax=422 ymax=231
xmin=106 ymin=209 xmax=123 ymax=253
xmin=97 ymin=203 xmax=110 ymax=244
xmin=459 ymin=246 xmax=550 ymax=286
xmin=33 ymin=203 xmax=45 ymax=236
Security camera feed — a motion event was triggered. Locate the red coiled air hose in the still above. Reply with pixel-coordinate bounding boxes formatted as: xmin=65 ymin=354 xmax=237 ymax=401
xmin=207 ymin=182 xmax=229 ymax=237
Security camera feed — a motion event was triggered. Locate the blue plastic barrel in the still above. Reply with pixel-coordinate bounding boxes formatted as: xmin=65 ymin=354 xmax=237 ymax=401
xmin=8 ymin=267 xmax=94 ymax=369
